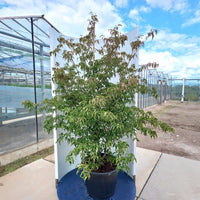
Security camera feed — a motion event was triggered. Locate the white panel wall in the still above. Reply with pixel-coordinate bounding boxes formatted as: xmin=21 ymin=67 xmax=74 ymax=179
xmin=50 ymin=27 xmax=139 ymax=181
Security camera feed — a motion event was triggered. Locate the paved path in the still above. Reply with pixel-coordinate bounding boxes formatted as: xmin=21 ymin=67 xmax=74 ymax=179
xmin=0 ymin=147 xmax=200 ymax=200
xmin=0 ymin=159 xmax=57 ymax=200
xmin=137 ymin=151 xmax=200 ymax=200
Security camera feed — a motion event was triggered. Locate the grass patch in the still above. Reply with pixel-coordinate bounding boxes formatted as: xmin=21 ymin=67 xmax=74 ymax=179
xmin=153 ymin=101 xmax=180 ymax=117
xmin=0 ymin=146 xmax=54 ymax=177
xmin=4 ymin=84 xmax=52 ymax=89
xmin=154 ymin=105 xmax=173 ymax=116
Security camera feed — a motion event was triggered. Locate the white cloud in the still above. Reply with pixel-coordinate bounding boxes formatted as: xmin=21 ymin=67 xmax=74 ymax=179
xmin=182 ymin=9 xmax=200 ymax=27
xmin=146 ymin=0 xmax=188 ymax=13
xmin=139 ymin=6 xmax=151 ymax=13
xmin=139 ymin=49 xmax=178 ymax=74
xmin=144 ymin=29 xmax=200 ymax=55
xmin=140 ymin=28 xmax=200 ymax=79
xmin=139 ymin=49 xmax=200 ymax=78
xmin=114 ymin=0 xmax=128 ymax=8
xmin=0 ymin=0 xmax=124 ymax=37
xmin=128 ymin=9 xmax=141 ymax=22
xmin=128 ymin=6 xmax=151 ymax=26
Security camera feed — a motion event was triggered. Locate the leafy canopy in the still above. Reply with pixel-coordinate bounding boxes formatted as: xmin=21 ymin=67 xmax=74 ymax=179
xmin=22 ymin=14 xmax=174 ymax=180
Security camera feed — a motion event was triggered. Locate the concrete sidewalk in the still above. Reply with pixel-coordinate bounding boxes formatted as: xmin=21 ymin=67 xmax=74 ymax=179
xmin=136 ymin=148 xmax=200 ymax=200
xmin=0 ymin=147 xmax=200 ymax=200
xmin=0 ymin=158 xmax=57 ymax=200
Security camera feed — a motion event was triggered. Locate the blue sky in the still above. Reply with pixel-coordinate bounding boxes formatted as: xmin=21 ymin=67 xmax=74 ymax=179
xmin=0 ymin=0 xmax=200 ymax=78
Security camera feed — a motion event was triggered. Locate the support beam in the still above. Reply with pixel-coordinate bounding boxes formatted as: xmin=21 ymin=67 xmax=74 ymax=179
xmin=40 ymin=45 xmax=45 ymax=101
xmin=0 ymin=46 xmax=50 ymax=61
xmin=31 ymin=17 xmax=39 ymax=143
xmin=13 ymin=19 xmax=47 ymax=45
xmin=162 ymin=80 xmax=167 ymax=102
xmin=158 ymin=80 xmax=163 ymax=104
xmin=0 ymin=40 xmax=49 ymax=57
xmin=0 ymin=55 xmax=24 ymax=62
xmin=0 ymin=30 xmax=49 ymax=48
xmin=0 ymin=21 xmax=25 ymax=38
xmin=170 ymin=77 xmax=172 ymax=100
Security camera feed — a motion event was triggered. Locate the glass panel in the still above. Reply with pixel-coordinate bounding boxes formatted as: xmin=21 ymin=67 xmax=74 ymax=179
xmin=33 ymin=18 xmax=53 ymax=141
xmin=0 ymin=16 xmax=53 ymax=155
xmin=0 ymin=68 xmax=37 ymax=154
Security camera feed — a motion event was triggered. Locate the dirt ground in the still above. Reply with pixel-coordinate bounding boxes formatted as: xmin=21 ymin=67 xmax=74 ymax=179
xmin=137 ymin=100 xmax=200 ymax=161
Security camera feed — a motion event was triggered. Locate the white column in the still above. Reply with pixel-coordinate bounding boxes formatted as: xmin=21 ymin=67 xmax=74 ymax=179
xmin=181 ymin=78 xmax=185 ymax=103
xmin=49 ymin=27 xmax=59 ymax=185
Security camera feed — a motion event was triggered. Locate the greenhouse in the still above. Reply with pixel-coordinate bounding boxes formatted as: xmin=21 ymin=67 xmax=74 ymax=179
xmin=0 ymin=15 xmax=60 ymax=155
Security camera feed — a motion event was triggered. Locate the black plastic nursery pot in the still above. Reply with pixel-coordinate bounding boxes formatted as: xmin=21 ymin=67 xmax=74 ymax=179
xmin=85 ymin=169 xmax=118 ymax=199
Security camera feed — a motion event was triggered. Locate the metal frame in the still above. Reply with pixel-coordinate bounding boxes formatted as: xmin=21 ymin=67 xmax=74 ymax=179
xmin=0 ymin=15 xmax=60 ymax=67
xmin=0 ymin=15 xmax=59 ymax=144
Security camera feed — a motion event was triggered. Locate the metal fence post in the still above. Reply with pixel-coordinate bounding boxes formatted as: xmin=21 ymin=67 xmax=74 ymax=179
xmin=0 ymin=107 xmax=2 ymax=126
xmin=160 ymin=80 xmax=163 ymax=104
xmin=181 ymin=78 xmax=185 ymax=103
xmin=31 ymin=17 xmax=39 ymax=143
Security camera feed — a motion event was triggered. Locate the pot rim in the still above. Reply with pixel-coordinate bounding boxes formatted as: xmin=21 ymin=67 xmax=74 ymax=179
xmin=90 ymin=169 xmax=117 ymax=175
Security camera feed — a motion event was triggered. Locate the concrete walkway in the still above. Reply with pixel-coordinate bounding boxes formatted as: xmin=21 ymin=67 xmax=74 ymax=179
xmin=136 ymin=148 xmax=200 ymax=200
xmin=0 ymin=158 xmax=57 ymax=200
xmin=0 ymin=147 xmax=200 ymax=200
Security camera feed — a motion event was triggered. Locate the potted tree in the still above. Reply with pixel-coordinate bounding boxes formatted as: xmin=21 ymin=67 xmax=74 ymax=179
xmin=23 ymin=14 xmax=173 ymax=199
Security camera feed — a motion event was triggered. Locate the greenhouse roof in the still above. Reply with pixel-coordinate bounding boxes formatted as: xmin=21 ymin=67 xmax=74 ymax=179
xmin=0 ymin=15 xmax=60 ymax=72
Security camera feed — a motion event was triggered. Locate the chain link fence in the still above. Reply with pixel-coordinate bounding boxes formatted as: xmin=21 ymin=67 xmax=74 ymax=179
xmin=137 ymin=64 xmax=172 ymax=109
xmin=171 ymin=79 xmax=200 ymax=101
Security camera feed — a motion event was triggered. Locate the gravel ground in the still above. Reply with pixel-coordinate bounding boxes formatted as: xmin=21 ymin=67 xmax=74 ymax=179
xmin=137 ymin=100 xmax=200 ymax=161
